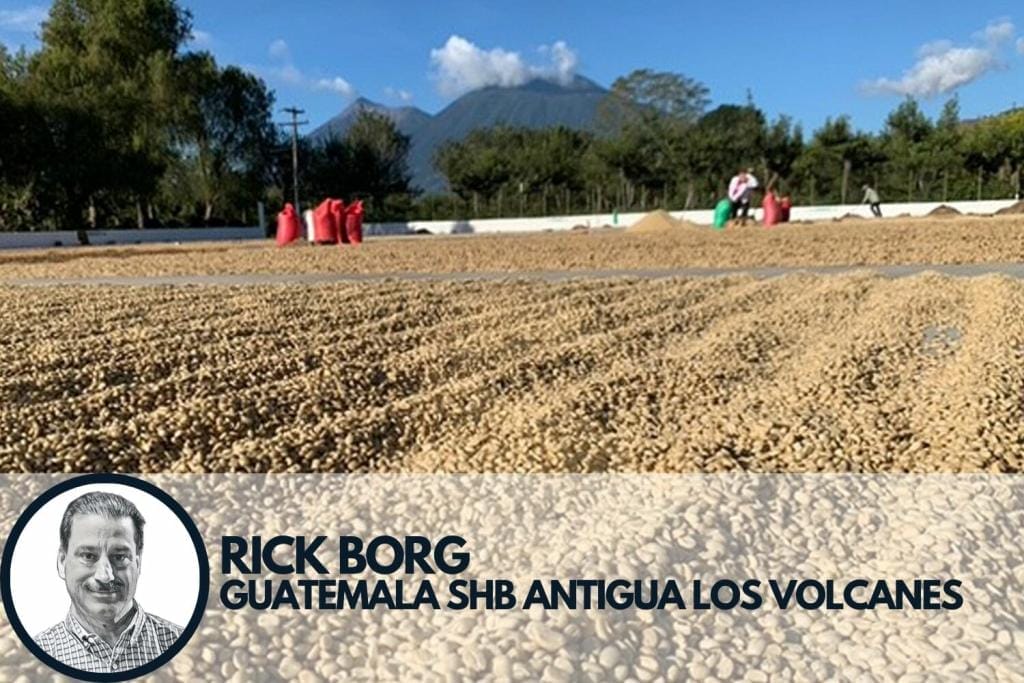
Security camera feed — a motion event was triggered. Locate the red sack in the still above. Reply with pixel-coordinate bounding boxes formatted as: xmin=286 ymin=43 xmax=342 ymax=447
xmin=345 ymin=200 xmax=364 ymax=244
xmin=313 ymin=199 xmax=337 ymax=244
xmin=330 ymin=199 xmax=348 ymax=244
xmin=275 ymin=203 xmax=301 ymax=246
xmin=762 ymin=192 xmax=780 ymax=227
xmin=779 ymin=196 xmax=792 ymax=223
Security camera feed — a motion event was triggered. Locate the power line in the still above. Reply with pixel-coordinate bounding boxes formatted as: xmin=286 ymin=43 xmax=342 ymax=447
xmin=277 ymin=107 xmax=308 ymax=212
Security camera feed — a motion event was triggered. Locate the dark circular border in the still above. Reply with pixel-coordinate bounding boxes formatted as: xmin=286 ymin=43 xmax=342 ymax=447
xmin=0 ymin=474 xmax=210 ymax=682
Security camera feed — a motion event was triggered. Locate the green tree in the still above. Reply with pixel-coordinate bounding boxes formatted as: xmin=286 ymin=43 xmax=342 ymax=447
xmin=595 ymin=69 xmax=712 ymax=209
xmin=599 ymin=68 xmax=710 ymax=130
xmin=0 ymin=45 xmax=30 ymax=87
xmin=688 ymin=104 xmax=767 ymax=203
xmin=793 ymin=117 xmax=877 ymax=204
xmin=1000 ymin=110 xmax=1024 ymax=198
xmin=880 ymin=98 xmax=933 ymax=200
xmin=27 ymin=0 xmax=192 ymax=235
xmin=929 ymin=97 xmax=965 ymax=201
xmin=342 ymin=111 xmax=414 ymax=213
xmin=435 ymin=128 xmax=514 ymax=204
xmin=307 ymin=111 xmax=414 ymax=220
xmin=762 ymin=116 xmax=804 ymax=190
xmin=0 ymin=90 xmax=43 ymax=230
xmin=435 ymin=126 xmax=590 ymax=216
xmin=169 ymin=52 xmax=276 ymax=223
xmin=963 ymin=117 xmax=1005 ymax=200
xmin=521 ymin=127 xmax=590 ymax=212
xmin=964 ymin=110 xmax=1024 ymax=199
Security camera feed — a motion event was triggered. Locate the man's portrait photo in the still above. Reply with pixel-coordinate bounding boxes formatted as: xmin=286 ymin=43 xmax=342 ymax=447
xmin=34 ymin=491 xmax=182 ymax=672
xmin=2 ymin=479 xmax=204 ymax=680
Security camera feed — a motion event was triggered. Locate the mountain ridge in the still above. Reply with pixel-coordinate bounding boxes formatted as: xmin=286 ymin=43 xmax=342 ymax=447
xmin=307 ymin=75 xmax=609 ymax=193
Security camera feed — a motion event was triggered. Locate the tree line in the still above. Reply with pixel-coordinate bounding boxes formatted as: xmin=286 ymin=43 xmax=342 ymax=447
xmin=0 ymin=0 xmax=285 ymax=240
xmin=433 ymin=70 xmax=1024 ymax=220
xmin=3 ymin=2 xmax=1024 ymax=238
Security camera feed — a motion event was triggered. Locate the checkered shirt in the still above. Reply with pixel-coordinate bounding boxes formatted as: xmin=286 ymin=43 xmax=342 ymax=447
xmin=34 ymin=602 xmax=182 ymax=673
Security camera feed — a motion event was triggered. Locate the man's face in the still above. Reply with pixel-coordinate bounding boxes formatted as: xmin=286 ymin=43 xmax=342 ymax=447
xmin=58 ymin=514 xmax=140 ymax=623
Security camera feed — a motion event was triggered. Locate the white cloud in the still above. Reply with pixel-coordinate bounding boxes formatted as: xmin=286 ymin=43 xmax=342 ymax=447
xmin=430 ymin=35 xmax=527 ymax=96
xmin=976 ymin=19 xmax=1014 ymax=45
xmin=538 ymin=41 xmax=578 ymax=83
xmin=384 ymin=86 xmax=414 ymax=103
xmin=269 ymin=38 xmax=290 ymax=61
xmin=864 ymin=47 xmax=999 ymax=97
xmin=863 ymin=20 xmax=1017 ymax=98
xmin=256 ymin=63 xmax=356 ymax=100
xmin=429 ymin=35 xmax=579 ymax=97
xmin=917 ymin=40 xmax=953 ymax=58
xmin=260 ymin=43 xmax=355 ymax=100
xmin=315 ymin=77 xmax=354 ymax=97
xmin=188 ymin=29 xmax=213 ymax=48
xmin=0 ymin=5 xmax=46 ymax=32
xmin=269 ymin=64 xmax=304 ymax=87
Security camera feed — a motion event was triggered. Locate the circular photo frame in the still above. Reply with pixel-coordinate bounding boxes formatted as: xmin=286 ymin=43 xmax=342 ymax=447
xmin=1 ymin=474 xmax=209 ymax=682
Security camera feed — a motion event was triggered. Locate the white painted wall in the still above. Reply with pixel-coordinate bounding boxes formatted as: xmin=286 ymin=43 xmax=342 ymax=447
xmin=0 ymin=227 xmax=263 ymax=250
xmin=365 ymin=199 xmax=1020 ymax=236
xmin=784 ymin=199 xmax=1019 ymax=222
xmin=0 ymin=198 xmax=1018 ymax=250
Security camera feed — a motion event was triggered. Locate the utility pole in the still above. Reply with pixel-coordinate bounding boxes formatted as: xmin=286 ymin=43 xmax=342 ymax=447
xmin=278 ymin=107 xmax=308 ymax=212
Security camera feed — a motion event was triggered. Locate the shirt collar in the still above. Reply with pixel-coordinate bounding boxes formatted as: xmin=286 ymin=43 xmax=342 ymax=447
xmin=65 ymin=601 xmax=146 ymax=648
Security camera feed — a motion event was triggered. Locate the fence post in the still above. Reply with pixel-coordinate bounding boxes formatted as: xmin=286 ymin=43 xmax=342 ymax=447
xmin=841 ymin=159 xmax=851 ymax=204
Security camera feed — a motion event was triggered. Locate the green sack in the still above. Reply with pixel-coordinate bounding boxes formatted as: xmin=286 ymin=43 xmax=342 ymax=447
xmin=713 ymin=198 xmax=732 ymax=229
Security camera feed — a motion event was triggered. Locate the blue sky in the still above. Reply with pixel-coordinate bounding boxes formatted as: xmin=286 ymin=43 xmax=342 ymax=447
xmin=3 ymin=1 xmax=1024 ymax=134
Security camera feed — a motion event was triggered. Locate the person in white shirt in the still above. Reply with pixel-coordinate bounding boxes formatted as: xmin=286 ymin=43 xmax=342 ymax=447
xmin=862 ymin=185 xmax=882 ymax=217
xmin=728 ymin=168 xmax=759 ymax=226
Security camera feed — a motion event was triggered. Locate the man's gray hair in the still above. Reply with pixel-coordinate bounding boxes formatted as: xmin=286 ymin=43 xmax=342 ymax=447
xmin=59 ymin=491 xmax=145 ymax=555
